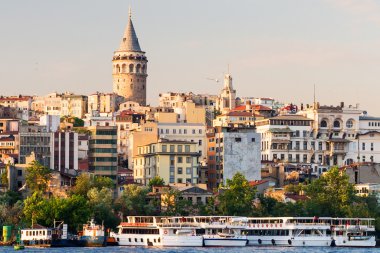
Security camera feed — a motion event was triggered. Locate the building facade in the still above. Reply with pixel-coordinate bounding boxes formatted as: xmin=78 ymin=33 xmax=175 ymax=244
xmin=88 ymin=126 xmax=118 ymax=179
xmin=133 ymin=140 xmax=200 ymax=185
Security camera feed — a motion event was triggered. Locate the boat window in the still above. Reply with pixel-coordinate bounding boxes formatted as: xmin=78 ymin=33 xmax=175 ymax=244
xmin=135 ymin=238 xmax=137 ymax=242
xmin=141 ymin=238 xmax=143 ymax=242
xmin=154 ymin=239 xmax=156 ymax=243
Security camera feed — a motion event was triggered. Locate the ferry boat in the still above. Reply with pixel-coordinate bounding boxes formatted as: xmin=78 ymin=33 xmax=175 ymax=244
xmin=80 ymin=219 xmax=106 ymax=247
xmin=159 ymin=217 xmax=203 ymax=247
xmin=195 ymin=216 xmax=248 ymax=247
xmin=20 ymin=225 xmax=53 ymax=247
xmin=327 ymin=218 xmax=376 ymax=247
xmin=243 ymin=217 xmax=331 ymax=247
xmin=110 ymin=216 xmax=162 ymax=246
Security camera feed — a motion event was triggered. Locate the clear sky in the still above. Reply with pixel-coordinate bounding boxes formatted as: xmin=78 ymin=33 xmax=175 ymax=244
xmin=1 ymin=0 xmax=380 ymax=114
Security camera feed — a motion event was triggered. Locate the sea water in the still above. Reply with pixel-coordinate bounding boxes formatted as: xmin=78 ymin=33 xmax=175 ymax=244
xmin=2 ymin=247 xmax=380 ymax=253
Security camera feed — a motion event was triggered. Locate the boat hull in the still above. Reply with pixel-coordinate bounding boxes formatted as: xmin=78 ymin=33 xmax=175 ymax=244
xmin=247 ymin=236 xmax=292 ymax=246
xmin=291 ymin=237 xmax=331 ymax=247
xmin=203 ymin=237 xmax=248 ymax=247
xmin=333 ymin=236 xmax=376 ymax=247
xmin=50 ymin=239 xmax=86 ymax=247
xmin=114 ymin=234 xmax=162 ymax=246
xmin=162 ymin=235 xmax=203 ymax=247
xmin=81 ymin=235 xmax=106 ymax=247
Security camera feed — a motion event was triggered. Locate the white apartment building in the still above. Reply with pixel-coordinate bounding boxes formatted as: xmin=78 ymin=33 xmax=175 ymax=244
xmin=256 ymin=115 xmax=316 ymax=166
xmin=301 ymin=102 xmax=362 ymax=167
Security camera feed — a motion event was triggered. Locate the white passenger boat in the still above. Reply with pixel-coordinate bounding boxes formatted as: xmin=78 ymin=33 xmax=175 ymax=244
xmin=327 ymin=218 xmax=376 ymax=247
xmin=159 ymin=217 xmax=203 ymax=247
xmin=243 ymin=217 xmax=331 ymax=247
xmin=195 ymin=216 xmax=248 ymax=247
xmin=110 ymin=216 xmax=162 ymax=246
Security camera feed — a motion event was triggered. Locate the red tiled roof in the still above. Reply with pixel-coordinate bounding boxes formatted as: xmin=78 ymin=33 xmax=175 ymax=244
xmin=234 ymin=105 xmax=272 ymax=111
xmin=285 ymin=194 xmax=309 ymax=201
xmin=249 ymin=180 xmax=268 ymax=187
xmin=225 ymin=111 xmax=262 ymax=117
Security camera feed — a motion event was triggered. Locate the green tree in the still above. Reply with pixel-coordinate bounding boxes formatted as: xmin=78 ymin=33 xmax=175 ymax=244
xmin=305 ymin=166 xmax=355 ymax=217
xmin=73 ymin=117 xmax=84 ymax=127
xmin=71 ymin=174 xmax=114 ymax=197
xmin=217 ymin=173 xmax=257 ymax=216
xmin=148 ymin=176 xmax=165 ymax=190
xmin=87 ymin=187 xmax=119 ymax=229
xmin=115 ymin=185 xmax=154 ymax=217
xmin=161 ymin=189 xmax=192 ymax=216
xmin=25 ymin=161 xmax=52 ymax=193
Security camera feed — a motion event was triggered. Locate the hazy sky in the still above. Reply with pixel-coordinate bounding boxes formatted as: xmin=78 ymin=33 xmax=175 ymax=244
xmin=1 ymin=0 xmax=380 ymax=114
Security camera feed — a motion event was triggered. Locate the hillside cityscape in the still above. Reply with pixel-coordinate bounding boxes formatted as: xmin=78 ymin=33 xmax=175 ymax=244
xmin=1 ymin=6 xmax=380 ymax=245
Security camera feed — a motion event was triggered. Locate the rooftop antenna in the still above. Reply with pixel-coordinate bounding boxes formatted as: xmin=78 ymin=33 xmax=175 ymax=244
xmin=313 ymin=83 xmax=316 ymax=108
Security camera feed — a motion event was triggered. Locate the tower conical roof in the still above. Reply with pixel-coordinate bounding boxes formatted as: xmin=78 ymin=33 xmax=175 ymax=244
xmin=118 ymin=9 xmax=142 ymax=52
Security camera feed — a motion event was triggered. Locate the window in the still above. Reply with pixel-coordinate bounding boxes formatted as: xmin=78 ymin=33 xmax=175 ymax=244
xmin=177 ymin=178 xmax=183 ymax=183
xmin=186 ymin=167 xmax=191 ymax=174
xmin=177 ymin=167 xmax=183 ymax=174
xmin=185 ymin=145 xmax=190 ymax=152
xmin=184 ymin=129 xmax=187 ymax=134
xmin=371 ymin=143 xmax=374 ymax=151
xmin=173 ymin=129 xmax=176 ymax=134
xmin=17 ymin=170 xmax=22 ymax=176
xmin=198 ymin=140 xmax=202 ymax=146
xmin=199 ymin=129 xmax=202 ymax=134
xmin=177 ymin=157 xmax=183 ymax=163
xmin=235 ymin=137 xmax=242 ymax=142
xmin=251 ymin=138 xmax=255 ymax=142
xmin=346 ymin=119 xmax=354 ymax=128
xmin=170 ymin=145 xmax=175 ymax=152
xmin=192 ymin=129 xmax=196 ymax=134
xmin=162 ymin=145 xmax=167 ymax=152
xmin=320 ymin=120 xmax=327 ymax=128
xmin=362 ymin=143 xmax=366 ymax=151
xmin=178 ymin=145 xmax=183 ymax=152
xmin=186 ymin=157 xmax=191 ymax=163
xmin=333 ymin=120 xmax=341 ymax=128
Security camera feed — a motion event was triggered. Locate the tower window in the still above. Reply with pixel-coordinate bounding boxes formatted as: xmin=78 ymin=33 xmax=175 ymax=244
xmin=129 ymin=64 xmax=134 ymax=73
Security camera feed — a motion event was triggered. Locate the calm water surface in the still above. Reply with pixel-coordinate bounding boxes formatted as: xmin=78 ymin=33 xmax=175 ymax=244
xmin=2 ymin=247 xmax=380 ymax=253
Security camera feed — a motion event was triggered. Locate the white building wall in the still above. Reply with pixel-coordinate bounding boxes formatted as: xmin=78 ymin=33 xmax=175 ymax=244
xmin=222 ymin=131 xmax=261 ymax=183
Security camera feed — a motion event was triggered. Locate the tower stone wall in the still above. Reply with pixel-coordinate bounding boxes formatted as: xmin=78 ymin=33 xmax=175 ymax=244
xmin=112 ymin=10 xmax=148 ymax=106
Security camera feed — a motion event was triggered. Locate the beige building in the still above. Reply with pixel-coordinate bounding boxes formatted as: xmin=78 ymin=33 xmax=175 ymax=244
xmin=133 ymin=140 xmax=200 ymax=185
xmin=88 ymin=92 xmax=118 ymax=114
xmin=127 ymin=121 xmax=158 ymax=169
xmin=116 ymin=110 xmax=144 ymax=161
xmin=112 ymin=9 xmax=148 ymax=106
xmin=61 ymin=93 xmax=88 ymax=118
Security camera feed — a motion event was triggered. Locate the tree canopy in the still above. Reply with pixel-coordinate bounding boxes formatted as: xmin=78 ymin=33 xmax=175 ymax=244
xmin=217 ymin=172 xmax=257 ymax=216
xmin=25 ymin=161 xmax=52 ymax=193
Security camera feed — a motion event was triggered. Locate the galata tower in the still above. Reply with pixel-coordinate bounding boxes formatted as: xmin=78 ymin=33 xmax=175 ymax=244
xmin=112 ymin=8 xmax=148 ymax=106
